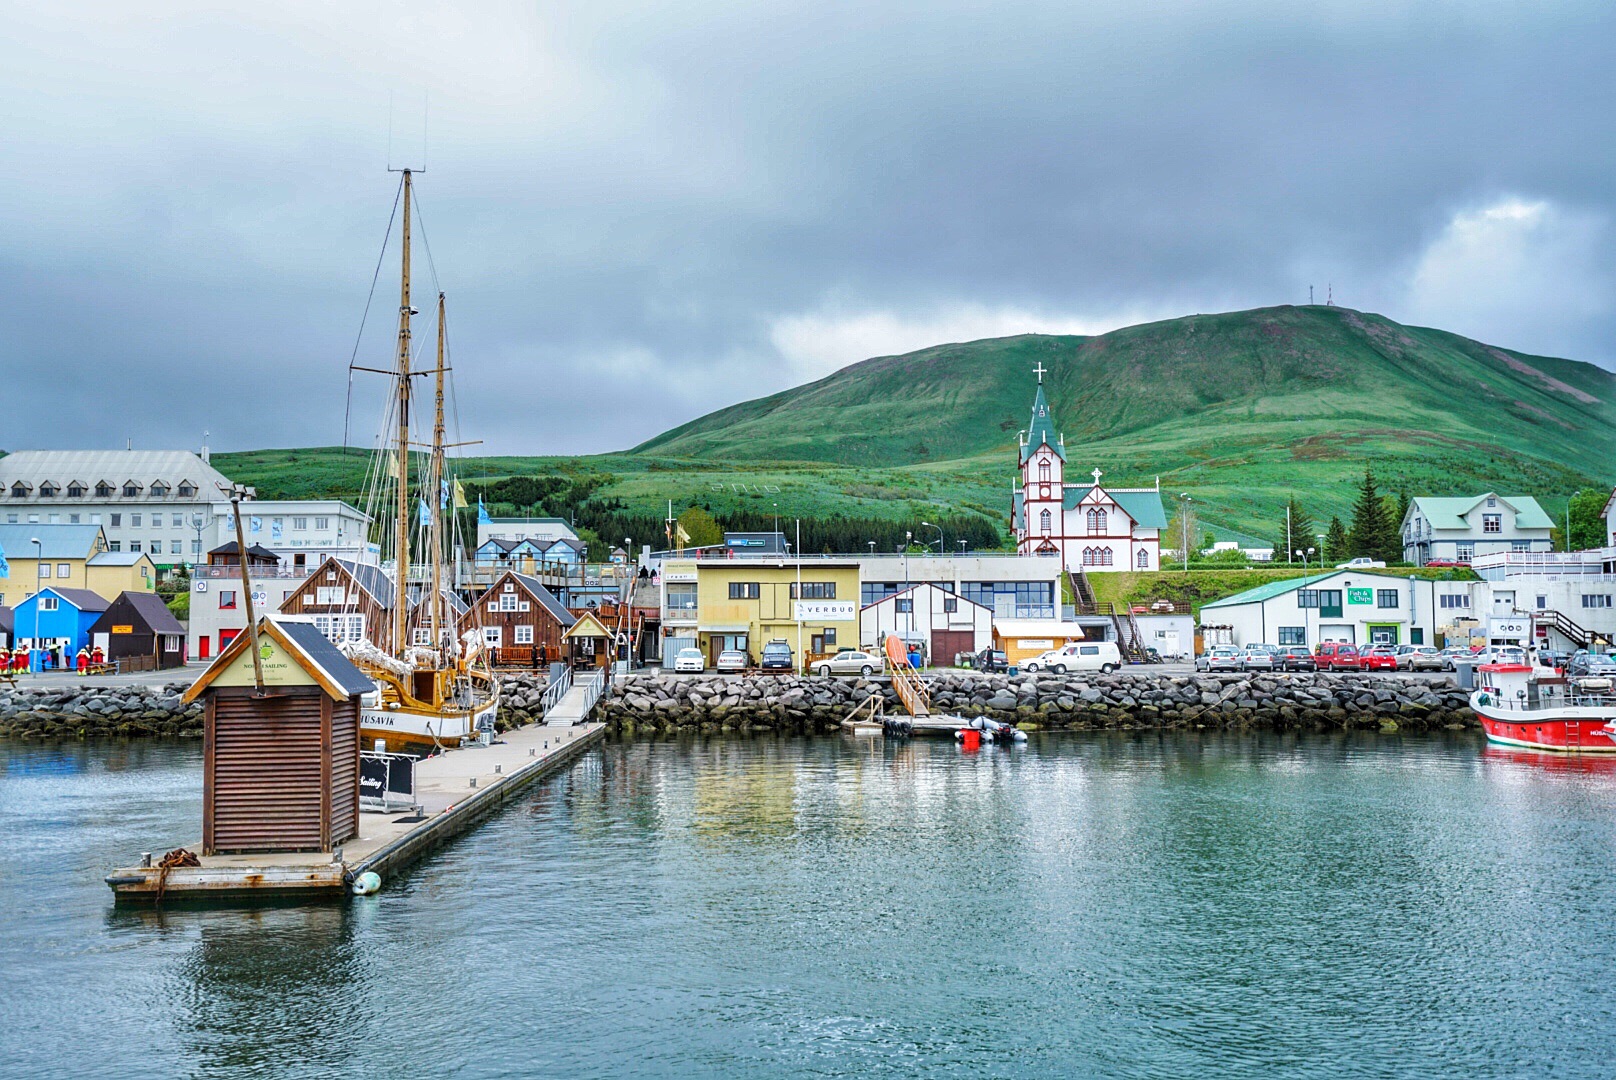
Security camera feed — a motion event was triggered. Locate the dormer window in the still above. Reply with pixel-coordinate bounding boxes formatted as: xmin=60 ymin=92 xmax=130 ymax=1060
xmin=1486 ymin=496 xmax=1497 ymax=508
xmin=150 ymin=481 xmax=170 ymax=497
xmin=37 ymin=482 xmax=58 ymax=498
xmin=95 ymin=481 xmax=114 ymax=498
xmin=123 ymin=482 xmax=141 ymax=497
xmin=176 ymin=481 xmax=196 ymax=498
xmin=10 ymin=482 xmax=31 ymax=498
xmin=66 ymin=482 xmax=85 ymax=498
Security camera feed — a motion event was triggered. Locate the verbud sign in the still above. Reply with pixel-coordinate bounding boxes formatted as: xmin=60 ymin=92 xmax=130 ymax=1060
xmin=794 ymin=601 xmax=856 ymax=622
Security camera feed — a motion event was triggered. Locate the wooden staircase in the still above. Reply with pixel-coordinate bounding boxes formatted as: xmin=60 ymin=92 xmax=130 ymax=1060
xmin=1071 ymin=569 xmax=1146 ymax=662
xmin=883 ymin=635 xmax=931 ymax=717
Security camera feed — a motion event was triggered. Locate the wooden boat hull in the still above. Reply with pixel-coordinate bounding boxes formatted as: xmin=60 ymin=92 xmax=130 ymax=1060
xmin=360 ymin=697 xmax=499 ymax=755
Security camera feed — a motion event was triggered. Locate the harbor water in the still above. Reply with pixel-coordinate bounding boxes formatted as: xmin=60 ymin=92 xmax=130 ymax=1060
xmin=4 ymin=731 xmax=1616 ymax=1078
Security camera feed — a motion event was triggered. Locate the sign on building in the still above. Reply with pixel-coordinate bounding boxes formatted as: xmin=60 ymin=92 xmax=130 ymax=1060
xmin=795 ymin=601 xmax=856 ymax=621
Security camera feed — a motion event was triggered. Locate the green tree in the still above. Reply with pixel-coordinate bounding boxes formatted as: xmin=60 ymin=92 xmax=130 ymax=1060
xmin=1347 ymin=467 xmax=1400 ymax=562
xmin=1272 ymin=495 xmax=1317 ymax=565
xmin=1323 ymin=516 xmax=1349 ymax=564
xmin=676 ymin=506 xmax=724 ymax=548
xmin=1567 ymin=489 xmax=1608 ymax=551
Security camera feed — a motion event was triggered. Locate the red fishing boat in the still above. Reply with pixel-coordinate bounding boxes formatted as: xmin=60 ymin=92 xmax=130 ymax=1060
xmin=1471 ymin=662 xmax=1616 ymax=753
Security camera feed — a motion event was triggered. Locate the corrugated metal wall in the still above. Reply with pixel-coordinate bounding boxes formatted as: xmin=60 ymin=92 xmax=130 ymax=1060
xmin=328 ymin=699 xmax=358 ymax=847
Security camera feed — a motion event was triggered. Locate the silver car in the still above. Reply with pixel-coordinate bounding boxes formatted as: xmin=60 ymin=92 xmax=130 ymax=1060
xmin=715 ymin=650 xmax=749 ymax=674
xmin=814 ymin=650 xmax=880 ymax=677
xmin=1197 ymin=646 xmax=1243 ymax=672
xmin=1240 ymin=646 xmax=1275 ymax=671
xmin=1396 ymin=645 xmax=1445 ymax=672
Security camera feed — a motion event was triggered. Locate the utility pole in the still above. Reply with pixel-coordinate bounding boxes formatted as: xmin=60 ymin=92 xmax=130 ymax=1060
xmin=225 ymin=483 xmax=264 ymax=693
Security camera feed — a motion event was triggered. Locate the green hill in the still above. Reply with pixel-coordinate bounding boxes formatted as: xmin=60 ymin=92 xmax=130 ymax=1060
xmin=210 ymin=305 xmax=1615 ymax=547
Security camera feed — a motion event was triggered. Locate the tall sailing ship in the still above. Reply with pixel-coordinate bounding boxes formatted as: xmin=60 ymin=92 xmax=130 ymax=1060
xmin=340 ymin=168 xmax=499 ymax=755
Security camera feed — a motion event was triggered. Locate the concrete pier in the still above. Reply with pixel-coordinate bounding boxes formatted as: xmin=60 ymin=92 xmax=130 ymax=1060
xmin=105 ymin=721 xmax=604 ymax=902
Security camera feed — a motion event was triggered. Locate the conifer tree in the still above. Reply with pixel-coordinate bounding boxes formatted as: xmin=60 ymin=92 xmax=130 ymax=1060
xmin=1347 ymin=467 xmax=1400 ymax=562
xmin=1272 ymin=495 xmax=1317 ymax=564
xmin=1323 ymin=516 xmax=1349 ymax=564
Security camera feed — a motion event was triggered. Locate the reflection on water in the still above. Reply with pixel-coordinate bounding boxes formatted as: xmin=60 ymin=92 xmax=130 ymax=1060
xmin=4 ymin=731 xmax=1616 ymax=1079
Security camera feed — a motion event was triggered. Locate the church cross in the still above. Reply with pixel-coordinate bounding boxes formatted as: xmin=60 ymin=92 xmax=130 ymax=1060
xmin=1092 ymin=467 xmax=1103 ymax=486
xmin=1033 ymin=361 xmax=1046 ymax=384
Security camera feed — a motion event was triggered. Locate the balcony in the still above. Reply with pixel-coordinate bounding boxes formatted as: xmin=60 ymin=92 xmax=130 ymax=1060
xmin=193 ymin=564 xmax=314 ymax=580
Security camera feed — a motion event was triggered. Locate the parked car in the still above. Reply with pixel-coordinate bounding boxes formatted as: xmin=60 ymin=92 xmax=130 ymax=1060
xmin=1315 ymin=642 xmax=1361 ymax=671
xmin=1276 ymin=646 xmax=1317 ymax=671
xmin=715 ymin=649 xmax=749 ymax=674
xmin=1359 ymin=644 xmax=1400 ymax=671
xmin=1437 ymin=645 xmax=1473 ymax=670
xmin=759 ymin=640 xmax=794 ymax=672
xmin=973 ymin=648 xmax=1009 ymax=673
xmin=1424 ymin=559 xmax=1463 ymax=568
xmin=1025 ymin=641 xmax=1123 ymax=674
xmin=1196 ymin=646 xmax=1243 ymax=672
xmin=1240 ymin=645 xmax=1275 ymax=671
xmin=1564 ymin=651 xmax=1616 ymax=678
xmin=1336 ymin=557 xmax=1387 ymax=569
xmin=672 ymin=647 xmax=705 ymax=673
xmin=1477 ymin=645 xmax=1528 ymax=667
xmin=815 ymin=650 xmax=879 ymax=677
xmin=1395 ymin=645 xmax=1445 ymax=672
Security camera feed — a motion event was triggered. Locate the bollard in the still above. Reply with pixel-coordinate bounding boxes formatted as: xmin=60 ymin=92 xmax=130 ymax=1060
xmin=141 ymin=852 xmax=152 ymax=868
xmin=530 ymin=747 xmax=536 ymax=757
xmin=469 ymin=777 xmax=477 ymax=789
xmin=495 ymin=764 xmax=502 ymax=775
xmin=332 ymin=845 xmax=344 ymax=864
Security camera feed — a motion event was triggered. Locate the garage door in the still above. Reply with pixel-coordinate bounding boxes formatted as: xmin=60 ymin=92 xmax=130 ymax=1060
xmin=1319 ymin=624 xmax=1355 ymax=643
xmin=932 ymin=630 xmax=975 ymax=665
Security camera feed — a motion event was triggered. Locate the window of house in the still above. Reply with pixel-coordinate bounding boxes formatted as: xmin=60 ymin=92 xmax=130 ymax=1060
xmin=1583 ymin=595 xmax=1612 ymax=609
xmin=514 ymin=625 xmax=534 ymax=645
xmin=728 ymin=582 xmax=761 ymax=600
xmin=315 ymin=586 xmax=344 ymax=605
xmin=38 ymin=482 xmax=57 ymax=498
xmin=171 ymin=541 xmax=183 ymax=554
xmin=1376 ymin=590 xmax=1399 ymax=609
xmin=822 ymin=627 xmax=836 ymax=645
xmin=498 ymin=593 xmax=520 ymax=612
xmin=1486 ymin=496 xmax=1497 ymax=507
xmin=1081 ymin=547 xmax=1114 ymax=566
xmin=66 ymin=483 xmax=84 ymax=498
xmin=792 ymin=582 xmax=836 ymax=599
xmin=56 ymin=563 xmax=69 ymax=578
xmin=109 ymin=514 xmax=120 ymax=527
xmin=68 ymin=514 xmax=80 ymax=524
xmin=38 ymin=597 xmax=59 ymax=612
xmin=1512 ymin=541 xmax=1532 ymax=553
xmin=312 ymin=614 xmax=366 ymax=644
xmin=895 ymin=597 xmax=913 ymax=613
xmin=482 ymin=627 xmax=502 ymax=646
xmin=128 ymin=541 xmax=141 ymax=553
xmin=95 ymin=482 xmax=113 ymax=497
xmin=38 ymin=564 xmax=51 ymax=579
xmin=123 ymin=483 xmax=140 ymax=497
xmin=46 ymin=513 xmax=59 ymax=524
xmin=108 ymin=541 xmax=120 ymax=552
xmin=1039 ymin=509 xmax=1052 ymax=535
xmin=1086 ymin=508 xmax=1107 ymax=534
xmin=26 ymin=514 xmax=38 ymax=523
xmin=293 ymin=517 xmax=308 ymax=530
xmin=315 ymin=517 xmax=329 ymax=530
xmin=177 ymin=483 xmax=195 ymax=497
xmin=4 ymin=514 xmax=15 ymax=523
xmin=943 ymin=596 xmax=958 ymax=613
xmin=150 ymin=482 xmax=169 ymax=497
xmin=413 ymin=628 xmax=433 ymax=646
xmin=8 ymin=483 xmax=26 ymax=497
xmin=1136 ymin=549 xmax=1149 ymax=568
xmin=1536 ymin=595 xmax=1548 ymax=609
xmin=191 ymin=540 xmax=201 ymax=554
xmin=130 ymin=514 xmax=141 ymax=527
xmin=1457 ymin=544 xmax=1474 ymax=562
xmin=862 ymin=583 xmax=899 ymax=606
xmin=1482 ymin=514 xmax=1501 ymax=534
xmin=1038 ymin=460 xmax=1050 ymax=482
xmin=1278 ymin=627 xmax=1306 ymax=646
xmin=219 ymin=590 xmax=237 ymax=609
xmin=1439 ymin=594 xmax=1471 ymax=609
xmin=666 ymin=584 xmax=697 ymax=611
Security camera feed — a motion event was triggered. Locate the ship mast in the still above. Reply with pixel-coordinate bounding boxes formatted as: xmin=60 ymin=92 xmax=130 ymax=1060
xmin=393 ymin=169 xmax=414 ymax=659
xmin=429 ymin=291 xmax=447 ymax=658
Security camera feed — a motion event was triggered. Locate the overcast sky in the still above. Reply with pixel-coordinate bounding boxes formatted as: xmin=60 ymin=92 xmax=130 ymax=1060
xmin=3 ymin=2 xmax=1613 ymax=456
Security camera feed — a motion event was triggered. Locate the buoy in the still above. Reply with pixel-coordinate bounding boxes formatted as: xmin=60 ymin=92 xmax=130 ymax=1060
xmin=352 ymin=871 xmax=382 ymax=896
xmin=961 ymin=729 xmax=981 ymax=750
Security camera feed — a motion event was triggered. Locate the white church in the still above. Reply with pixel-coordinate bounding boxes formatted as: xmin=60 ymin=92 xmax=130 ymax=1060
xmin=1011 ymin=363 xmax=1168 ymax=573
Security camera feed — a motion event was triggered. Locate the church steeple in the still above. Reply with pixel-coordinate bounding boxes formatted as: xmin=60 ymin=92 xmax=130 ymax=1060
xmin=1020 ymin=363 xmax=1064 ymax=464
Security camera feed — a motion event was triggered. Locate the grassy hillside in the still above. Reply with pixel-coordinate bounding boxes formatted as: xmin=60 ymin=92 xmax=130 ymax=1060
xmin=212 ymin=305 xmax=1616 ymax=546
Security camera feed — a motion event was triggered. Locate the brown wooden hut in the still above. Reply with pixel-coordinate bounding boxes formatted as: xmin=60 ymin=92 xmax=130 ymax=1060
xmin=182 ymin=618 xmax=373 ymax=855
xmin=460 ymin=571 xmax=574 ymax=668
xmin=88 ymin=591 xmax=186 ymax=670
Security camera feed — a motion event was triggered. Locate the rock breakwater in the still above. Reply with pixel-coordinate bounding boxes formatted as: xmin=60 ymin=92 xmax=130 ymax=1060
xmin=598 ymin=671 xmax=1478 ymax=735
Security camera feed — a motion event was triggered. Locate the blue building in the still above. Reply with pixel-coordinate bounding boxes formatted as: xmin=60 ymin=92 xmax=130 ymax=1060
xmin=12 ymin=587 xmax=110 ymax=670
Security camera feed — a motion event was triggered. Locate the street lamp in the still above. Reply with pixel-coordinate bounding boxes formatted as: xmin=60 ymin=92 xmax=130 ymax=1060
xmin=957 ymin=539 xmax=966 ymax=554
xmin=30 ymin=537 xmax=41 ymax=673
xmin=868 ymin=540 xmax=876 ymax=555
xmin=920 ymin=521 xmax=943 ymax=555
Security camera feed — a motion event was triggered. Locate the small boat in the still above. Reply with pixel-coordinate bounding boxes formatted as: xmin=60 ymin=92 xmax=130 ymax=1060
xmin=955 ymin=716 xmax=1027 ymax=745
xmin=1470 ymin=661 xmax=1616 ymax=753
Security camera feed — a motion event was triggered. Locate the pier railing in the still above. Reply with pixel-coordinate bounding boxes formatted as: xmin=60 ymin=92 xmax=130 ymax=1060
xmin=540 ymin=666 xmax=573 ymax=715
xmin=576 ymin=669 xmax=609 ymax=718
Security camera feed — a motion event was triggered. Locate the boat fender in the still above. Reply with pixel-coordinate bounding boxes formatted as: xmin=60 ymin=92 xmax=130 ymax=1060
xmin=352 ymin=871 xmax=382 ymax=896
xmin=1476 ymin=693 xmax=1491 ymax=707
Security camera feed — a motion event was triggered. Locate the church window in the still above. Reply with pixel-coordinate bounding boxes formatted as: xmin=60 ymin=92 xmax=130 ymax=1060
xmin=1136 ymin=549 xmax=1149 ymax=569
xmin=1038 ymin=459 xmax=1050 ymax=482
xmin=1039 ymin=509 xmax=1052 ymax=535
xmin=1086 ymin=509 xmax=1107 ymax=535
xmin=1082 ymin=547 xmax=1114 ymax=567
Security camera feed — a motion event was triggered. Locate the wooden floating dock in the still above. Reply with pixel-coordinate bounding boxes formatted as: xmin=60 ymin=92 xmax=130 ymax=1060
xmin=105 ymin=721 xmax=604 ymax=902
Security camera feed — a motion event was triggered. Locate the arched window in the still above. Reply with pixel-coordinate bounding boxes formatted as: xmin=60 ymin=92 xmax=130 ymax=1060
xmin=1100 ymin=547 xmax=1114 ymax=566
xmin=1082 ymin=546 xmax=1097 ymax=566
xmin=1136 ymin=548 xmax=1149 ymax=568
xmin=1039 ymin=509 xmax=1052 ymax=535
xmin=1038 ymin=459 xmax=1051 ymax=482
xmin=1087 ymin=508 xmax=1107 ymax=535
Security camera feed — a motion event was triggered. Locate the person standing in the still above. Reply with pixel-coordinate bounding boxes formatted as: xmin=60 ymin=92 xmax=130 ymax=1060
xmin=76 ymin=647 xmax=90 ymax=675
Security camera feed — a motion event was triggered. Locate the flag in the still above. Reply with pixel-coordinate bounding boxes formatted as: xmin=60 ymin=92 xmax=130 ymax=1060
xmin=419 ymin=497 xmax=431 ymax=527
xmin=477 ymin=495 xmax=490 ymax=524
xmin=0 ymin=541 xmax=9 ymax=579
xmin=675 ymin=522 xmax=691 ymax=550
xmin=453 ymin=480 xmax=468 ymax=509
xmin=271 ymin=519 xmax=282 ymax=542
xmin=440 ymin=480 xmax=451 ymax=508
xmin=249 ymin=516 xmax=261 ymax=534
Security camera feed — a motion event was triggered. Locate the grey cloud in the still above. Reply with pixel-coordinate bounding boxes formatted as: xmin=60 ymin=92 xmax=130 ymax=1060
xmin=2 ymin=1 xmax=1613 ymax=455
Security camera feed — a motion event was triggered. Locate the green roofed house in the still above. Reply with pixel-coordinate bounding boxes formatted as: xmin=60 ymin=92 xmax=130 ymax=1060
xmin=1401 ymin=494 xmax=1554 ymax=566
xmin=1200 ymin=569 xmax=1476 ymax=650
xmin=1012 ymin=364 xmax=1168 ymax=572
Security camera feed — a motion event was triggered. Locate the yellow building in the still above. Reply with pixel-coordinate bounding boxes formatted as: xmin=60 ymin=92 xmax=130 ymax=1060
xmin=0 ymin=523 xmax=156 ymax=607
xmin=664 ymin=558 xmax=862 ymax=669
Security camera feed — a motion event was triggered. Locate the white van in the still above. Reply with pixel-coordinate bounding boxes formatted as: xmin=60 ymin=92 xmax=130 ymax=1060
xmin=1023 ymin=641 xmax=1123 ymax=674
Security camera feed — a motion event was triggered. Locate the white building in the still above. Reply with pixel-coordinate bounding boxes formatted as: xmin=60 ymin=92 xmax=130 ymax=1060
xmin=1468 ymin=550 xmax=1616 ymax=651
xmin=1401 ymin=494 xmax=1554 ymax=565
xmin=1010 ymin=367 xmax=1167 ymax=572
xmin=0 ymin=449 xmax=233 ymax=571
xmin=860 ymin=583 xmax=994 ymax=661
xmin=1200 ymin=570 xmax=1454 ymax=648
xmin=205 ymin=498 xmax=373 ymax=570
xmin=476 ymin=517 xmax=580 ymax=550
xmin=856 ymin=553 xmax=1064 ymax=620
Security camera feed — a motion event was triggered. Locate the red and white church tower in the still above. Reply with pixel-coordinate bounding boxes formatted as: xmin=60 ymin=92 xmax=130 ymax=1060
xmin=1012 ymin=363 xmax=1167 ymax=572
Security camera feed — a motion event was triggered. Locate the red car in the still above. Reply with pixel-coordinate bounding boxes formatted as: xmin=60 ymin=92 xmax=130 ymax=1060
xmin=1315 ymin=642 xmax=1361 ymax=671
xmin=1359 ymin=645 xmax=1400 ymax=671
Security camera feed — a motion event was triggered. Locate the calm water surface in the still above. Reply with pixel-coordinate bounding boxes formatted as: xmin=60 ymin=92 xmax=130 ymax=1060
xmin=2 ymin=731 xmax=1615 ymax=1079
